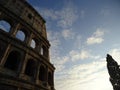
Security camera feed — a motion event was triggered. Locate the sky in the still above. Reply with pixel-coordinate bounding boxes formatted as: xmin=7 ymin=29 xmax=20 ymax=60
xmin=27 ymin=0 xmax=120 ymax=90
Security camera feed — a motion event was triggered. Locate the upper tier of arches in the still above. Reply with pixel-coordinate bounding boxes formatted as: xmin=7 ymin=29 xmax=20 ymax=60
xmin=0 ymin=19 xmax=50 ymax=59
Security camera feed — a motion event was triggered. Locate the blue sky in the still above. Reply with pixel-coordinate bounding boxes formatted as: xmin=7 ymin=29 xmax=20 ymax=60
xmin=27 ymin=0 xmax=120 ymax=90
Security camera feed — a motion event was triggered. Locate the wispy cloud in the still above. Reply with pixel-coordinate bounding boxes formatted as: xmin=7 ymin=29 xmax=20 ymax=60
xmin=47 ymin=31 xmax=61 ymax=60
xmin=56 ymin=1 xmax=78 ymax=28
xmin=47 ymin=30 xmax=70 ymax=72
xmin=47 ymin=20 xmax=109 ymax=90
xmin=34 ymin=7 xmax=58 ymax=21
xmin=69 ymin=49 xmax=100 ymax=61
xmin=62 ymin=28 xmax=75 ymax=40
xmin=35 ymin=1 xmax=79 ymax=29
xmin=55 ymin=58 xmax=112 ymax=90
xmin=74 ymin=35 xmax=82 ymax=49
xmin=86 ymin=28 xmax=105 ymax=45
xmin=54 ymin=56 xmax=70 ymax=72
xmin=69 ymin=50 xmax=90 ymax=61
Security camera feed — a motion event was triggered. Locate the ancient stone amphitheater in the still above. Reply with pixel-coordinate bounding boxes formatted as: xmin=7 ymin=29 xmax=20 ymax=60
xmin=0 ymin=0 xmax=55 ymax=90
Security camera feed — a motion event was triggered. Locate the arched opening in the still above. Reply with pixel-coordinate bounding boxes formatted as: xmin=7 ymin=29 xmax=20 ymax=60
xmin=16 ymin=30 xmax=25 ymax=41
xmin=41 ymin=45 xmax=48 ymax=57
xmin=0 ymin=20 xmax=11 ymax=32
xmin=4 ymin=51 xmax=21 ymax=71
xmin=30 ymin=39 xmax=36 ymax=49
xmin=25 ymin=59 xmax=36 ymax=77
xmin=39 ymin=65 xmax=46 ymax=81
xmin=41 ymin=46 xmax=44 ymax=55
xmin=48 ymin=72 xmax=53 ymax=86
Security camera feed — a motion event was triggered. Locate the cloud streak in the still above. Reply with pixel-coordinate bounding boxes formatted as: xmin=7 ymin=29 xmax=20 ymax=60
xmin=30 ymin=1 xmax=113 ymax=90
xmin=69 ymin=50 xmax=91 ymax=61
xmin=35 ymin=1 xmax=79 ymax=29
xmin=56 ymin=1 xmax=78 ymax=28
xmin=62 ymin=29 xmax=75 ymax=40
xmin=55 ymin=57 xmax=112 ymax=90
xmin=86 ymin=28 xmax=105 ymax=45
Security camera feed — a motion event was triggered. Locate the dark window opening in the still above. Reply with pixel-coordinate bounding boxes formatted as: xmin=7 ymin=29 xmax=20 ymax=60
xmin=25 ymin=59 xmax=36 ymax=77
xmin=39 ymin=66 xmax=46 ymax=81
xmin=48 ymin=72 xmax=53 ymax=86
xmin=28 ymin=14 xmax=32 ymax=19
xmin=0 ymin=42 xmax=6 ymax=62
xmin=4 ymin=51 xmax=21 ymax=71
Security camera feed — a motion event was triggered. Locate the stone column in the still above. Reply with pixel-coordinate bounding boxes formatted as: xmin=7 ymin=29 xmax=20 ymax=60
xmin=0 ymin=44 xmax=11 ymax=66
xmin=36 ymin=63 xmax=40 ymax=84
xmin=52 ymin=71 xmax=54 ymax=87
xmin=19 ymin=53 xmax=28 ymax=79
xmin=25 ymin=32 xmax=33 ymax=47
xmin=35 ymin=39 xmax=42 ymax=53
xmin=9 ymin=22 xmax=20 ymax=37
xmin=45 ymin=67 xmax=48 ymax=86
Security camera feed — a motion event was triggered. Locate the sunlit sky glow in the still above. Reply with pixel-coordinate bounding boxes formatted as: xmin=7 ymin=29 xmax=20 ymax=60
xmin=27 ymin=0 xmax=120 ymax=90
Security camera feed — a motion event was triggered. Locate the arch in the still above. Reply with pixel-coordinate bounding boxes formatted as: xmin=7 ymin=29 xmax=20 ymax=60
xmin=16 ymin=30 xmax=25 ymax=41
xmin=0 ymin=20 xmax=11 ymax=32
xmin=25 ymin=59 xmax=36 ymax=77
xmin=41 ymin=46 xmax=44 ymax=55
xmin=48 ymin=72 xmax=53 ymax=86
xmin=30 ymin=39 xmax=36 ymax=48
xmin=4 ymin=50 xmax=21 ymax=71
xmin=41 ymin=45 xmax=48 ymax=57
xmin=39 ymin=65 xmax=46 ymax=81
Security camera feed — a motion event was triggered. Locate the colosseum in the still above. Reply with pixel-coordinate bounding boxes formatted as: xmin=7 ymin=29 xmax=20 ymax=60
xmin=0 ymin=0 xmax=55 ymax=90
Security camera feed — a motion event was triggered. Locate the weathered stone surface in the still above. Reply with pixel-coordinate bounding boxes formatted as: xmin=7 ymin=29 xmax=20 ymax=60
xmin=0 ymin=0 xmax=55 ymax=90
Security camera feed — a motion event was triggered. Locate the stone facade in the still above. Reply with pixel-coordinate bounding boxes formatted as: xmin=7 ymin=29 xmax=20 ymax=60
xmin=0 ymin=0 xmax=55 ymax=90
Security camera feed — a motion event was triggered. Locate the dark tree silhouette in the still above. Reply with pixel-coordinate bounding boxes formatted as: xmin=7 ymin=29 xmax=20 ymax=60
xmin=106 ymin=54 xmax=120 ymax=90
